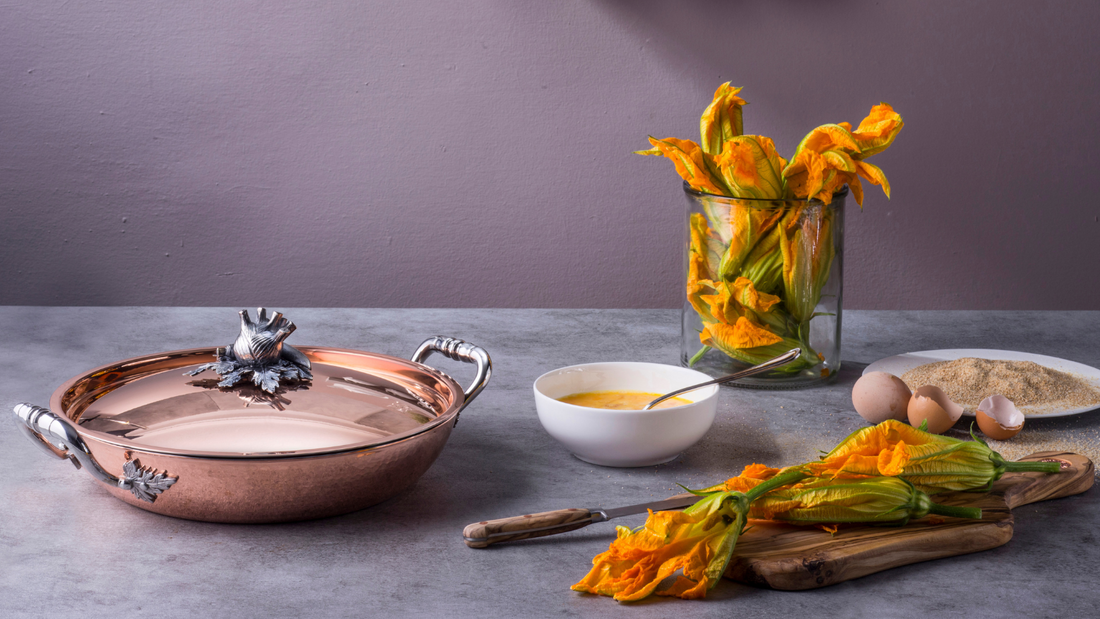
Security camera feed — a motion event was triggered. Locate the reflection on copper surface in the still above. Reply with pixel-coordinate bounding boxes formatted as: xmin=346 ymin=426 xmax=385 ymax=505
xmin=187 ymin=377 xmax=303 ymax=410
xmin=70 ymin=349 xmax=453 ymax=456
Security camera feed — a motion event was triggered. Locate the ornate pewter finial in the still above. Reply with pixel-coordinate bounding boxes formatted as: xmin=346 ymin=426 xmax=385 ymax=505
xmin=185 ymin=308 xmax=313 ymax=393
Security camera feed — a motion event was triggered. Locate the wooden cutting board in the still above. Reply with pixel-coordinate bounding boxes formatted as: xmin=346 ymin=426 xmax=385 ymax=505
xmin=723 ymin=451 xmax=1093 ymax=590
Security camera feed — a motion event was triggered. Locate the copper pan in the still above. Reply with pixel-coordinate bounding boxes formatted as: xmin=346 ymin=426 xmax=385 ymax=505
xmin=14 ymin=310 xmax=491 ymax=523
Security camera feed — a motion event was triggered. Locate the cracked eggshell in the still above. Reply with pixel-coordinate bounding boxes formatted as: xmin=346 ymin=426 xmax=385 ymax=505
xmin=976 ymin=394 xmax=1025 ymax=440
xmin=852 ymin=372 xmax=912 ymax=423
xmin=907 ymin=385 xmax=964 ymax=434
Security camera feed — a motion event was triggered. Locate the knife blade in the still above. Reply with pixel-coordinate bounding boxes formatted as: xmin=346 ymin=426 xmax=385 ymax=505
xmin=463 ymin=494 xmax=698 ymax=548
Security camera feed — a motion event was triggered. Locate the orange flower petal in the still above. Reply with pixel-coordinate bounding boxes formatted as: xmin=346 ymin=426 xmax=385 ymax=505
xmin=794 ymin=124 xmax=860 ymax=158
xmin=687 ymin=213 xmax=722 ymax=320
xmin=855 ymin=160 xmax=891 ymax=198
xmin=851 ymin=103 xmax=904 ymax=158
xmin=640 ymin=136 xmax=729 ymax=196
xmin=703 ymin=317 xmax=783 ymax=350
xmin=730 ymin=277 xmax=781 ymax=313
xmin=714 ymin=136 xmax=786 ymax=199
xmin=807 ymin=420 xmax=962 ymax=482
xmin=699 ymin=83 xmax=746 ymax=155
xmin=742 ymin=463 xmax=782 ymax=479
xmin=847 ymin=173 xmax=865 ymax=207
xmin=783 ymin=150 xmax=830 ymax=203
xmin=719 ymin=463 xmax=783 ymax=492
xmin=657 ymin=575 xmax=709 ymax=599
xmin=716 ymin=140 xmax=762 ymax=196
xmin=821 ymin=149 xmax=857 ymax=173
xmin=877 ymin=442 xmax=911 ymax=476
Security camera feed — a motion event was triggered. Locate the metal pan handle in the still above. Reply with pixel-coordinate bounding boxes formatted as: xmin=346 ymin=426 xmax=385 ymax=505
xmin=411 ymin=337 xmax=492 ymax=420
xmin=13 ymin=403 xmax=119 ymax=485
xmin=14 ymin=403 xmax=178 ymax=503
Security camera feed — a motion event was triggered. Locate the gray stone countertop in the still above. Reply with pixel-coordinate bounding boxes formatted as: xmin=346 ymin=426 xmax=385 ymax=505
xmin=1 ymin=308 xmax=1098 ymax=618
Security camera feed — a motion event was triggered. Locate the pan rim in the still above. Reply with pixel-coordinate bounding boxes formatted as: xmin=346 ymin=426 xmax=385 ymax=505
xmin=49 ymin=345 xmax=466 ymax=460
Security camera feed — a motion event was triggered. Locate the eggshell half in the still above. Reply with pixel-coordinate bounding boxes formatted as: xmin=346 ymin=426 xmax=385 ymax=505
xmin=907 ymin=385 xmax=964 ymax=434
xmin=852 ymin=372 xmax=912 ymax=424
xmin=976 ymin=394 xmax=1025 ymax=440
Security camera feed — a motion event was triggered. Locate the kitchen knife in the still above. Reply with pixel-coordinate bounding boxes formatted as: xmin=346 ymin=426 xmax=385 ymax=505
xmin=463 ymin=493 xmax=697 ymax=548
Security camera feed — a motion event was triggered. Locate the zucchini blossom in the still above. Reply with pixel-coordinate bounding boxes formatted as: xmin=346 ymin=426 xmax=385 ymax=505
xmin=572 ymin=468 xmax=807 ymax=602
xmin=808 ymin=419 xmax=1061 ymax=493
xmin=750 ymin=477 xmax=981 ymax=525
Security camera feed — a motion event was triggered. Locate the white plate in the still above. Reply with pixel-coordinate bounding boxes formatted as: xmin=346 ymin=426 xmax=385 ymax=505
xmin=863 ymin=349 xmax=1100 ymax=418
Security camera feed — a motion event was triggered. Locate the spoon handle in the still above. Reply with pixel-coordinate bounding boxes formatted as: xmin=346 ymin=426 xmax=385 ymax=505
xmin=643 ymin=348 xmax=802 ymax=410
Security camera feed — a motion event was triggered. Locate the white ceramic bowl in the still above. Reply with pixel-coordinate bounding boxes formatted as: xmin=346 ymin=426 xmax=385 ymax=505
xmin=533 ymin=362 xmax=719 ymax=467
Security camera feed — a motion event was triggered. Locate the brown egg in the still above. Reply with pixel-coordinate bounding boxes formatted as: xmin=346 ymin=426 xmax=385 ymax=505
xmin=975 ymin=394 xmax=1025 ymax=440
xmin=907 ymin=385 xmax=963 ymax=434
xmin=852 ymin=372 xmax=912 ymax=423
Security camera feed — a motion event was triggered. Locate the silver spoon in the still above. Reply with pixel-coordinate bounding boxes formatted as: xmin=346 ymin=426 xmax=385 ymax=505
xmin=643 ymin=348 xmax=802 ymax=410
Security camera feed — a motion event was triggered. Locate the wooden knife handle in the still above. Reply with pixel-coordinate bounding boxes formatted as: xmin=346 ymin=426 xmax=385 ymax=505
xmin=999 ymin=451 xmax=1094 ymax=510
xmin=463 ymin=508 xmax=596 ymax=548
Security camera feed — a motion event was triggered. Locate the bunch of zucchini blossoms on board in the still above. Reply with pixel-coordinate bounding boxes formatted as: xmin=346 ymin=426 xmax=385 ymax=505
xmin=571 ymin=420 xmax=1059 ymax=602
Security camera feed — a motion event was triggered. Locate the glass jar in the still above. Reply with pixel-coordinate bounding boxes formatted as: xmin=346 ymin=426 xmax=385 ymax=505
xmin=680 ymin=183 xmax=845 ymax=388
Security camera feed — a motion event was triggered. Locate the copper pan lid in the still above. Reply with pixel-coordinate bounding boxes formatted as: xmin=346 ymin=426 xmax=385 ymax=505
xmin=48 ymin=310 xmax=489 ymax=459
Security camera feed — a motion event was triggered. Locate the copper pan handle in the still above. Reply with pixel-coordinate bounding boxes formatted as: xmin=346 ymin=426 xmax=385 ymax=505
xmin=411 ymin=337 xmax=492 ymax=419
xmin=13 ymin=403 xmax=119 ymax=485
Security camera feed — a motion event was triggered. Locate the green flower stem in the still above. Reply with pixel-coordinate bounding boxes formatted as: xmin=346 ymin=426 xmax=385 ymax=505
xmin=743 ymin=468 xmax=809 ymax=502
xmin=792 ymin=323 xmax=823 ymax=373
xmin=926 ymin=503 xmax=983 ymax=520
xmin=689 ymin=346 xmax=711 ymax=367
xmin=1002 ymin=461 xmax=1063 ymax=474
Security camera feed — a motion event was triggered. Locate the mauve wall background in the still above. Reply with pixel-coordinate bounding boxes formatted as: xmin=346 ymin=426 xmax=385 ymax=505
xmin=2 ymin=1 xmax=1098 ymax=309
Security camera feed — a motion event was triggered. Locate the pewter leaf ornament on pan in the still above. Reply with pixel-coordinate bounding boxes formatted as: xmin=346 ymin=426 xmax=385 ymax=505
xmin=119 ymin=459 xmax=178 ymax=503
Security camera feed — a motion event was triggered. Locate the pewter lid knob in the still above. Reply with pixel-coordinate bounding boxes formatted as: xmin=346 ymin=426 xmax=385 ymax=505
xmin=185 ymin=308 xmax=313 ymax=393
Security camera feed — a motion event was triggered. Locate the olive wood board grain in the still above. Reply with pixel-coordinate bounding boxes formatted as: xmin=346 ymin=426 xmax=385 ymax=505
xmin=722 ymin=451 xmax=1093 ymax=590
